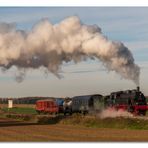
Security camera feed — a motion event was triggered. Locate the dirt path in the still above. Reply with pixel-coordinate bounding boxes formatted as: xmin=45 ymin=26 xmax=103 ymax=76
xmin=0 ymin=117 xmax=148 ymax=142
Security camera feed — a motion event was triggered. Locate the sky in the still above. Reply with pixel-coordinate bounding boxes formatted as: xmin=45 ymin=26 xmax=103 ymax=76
xmin=0 ymin=7 xmax=148 ymax=98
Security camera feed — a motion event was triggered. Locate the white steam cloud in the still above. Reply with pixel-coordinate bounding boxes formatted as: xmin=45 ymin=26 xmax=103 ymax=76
xmin=0 ymin=16 xmax=140 ymax=84
xmin=99 ymin=108 xmax=133 ymax=118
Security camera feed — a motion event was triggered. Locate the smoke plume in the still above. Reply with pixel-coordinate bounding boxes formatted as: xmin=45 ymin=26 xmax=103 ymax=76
xmin=0 ymin=16 xmax=140 ymax=84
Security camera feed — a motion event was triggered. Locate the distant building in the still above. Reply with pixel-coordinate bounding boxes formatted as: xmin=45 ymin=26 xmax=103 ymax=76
xmin=8 ymin=99 xmax=13 ymax=108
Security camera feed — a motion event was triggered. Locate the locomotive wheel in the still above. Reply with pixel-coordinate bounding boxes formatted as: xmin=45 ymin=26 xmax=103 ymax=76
xmin=139 ymin=110 xmax=146 ymax=116
xmin=64 ymin=111 xmax=67 ymax=116
xmin=44 ymin=112 xmax=48 ymax=115
xmin=82 ymin=111 xmax=86 ymax=115
xmin=55 ymin=112 xmax=59 ymax=115
xmin=127 ymin=106 xmax=134 ymax=113
xmin=81 ymin=110 xmax=87 ymax=115
xmin=37 ymin=111 xmax=41 ymax=114
xmin=142 ymin=111 xmax=146 ymax=116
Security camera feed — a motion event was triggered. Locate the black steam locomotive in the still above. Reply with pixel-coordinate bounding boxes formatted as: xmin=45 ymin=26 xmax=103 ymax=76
xmin=104 ymin=86 xmax=147 ymax=115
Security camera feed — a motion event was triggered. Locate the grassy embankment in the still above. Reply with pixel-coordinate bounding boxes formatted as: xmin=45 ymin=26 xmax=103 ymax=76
xmin=1 ymin=104 xmax=148 ymax=130
xmin=36 ymin=114 xmax=148 ymax=130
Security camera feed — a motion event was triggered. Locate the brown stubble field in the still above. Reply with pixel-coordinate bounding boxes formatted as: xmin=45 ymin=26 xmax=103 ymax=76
xmin=0 ymin=117 xmax=148 ymax=142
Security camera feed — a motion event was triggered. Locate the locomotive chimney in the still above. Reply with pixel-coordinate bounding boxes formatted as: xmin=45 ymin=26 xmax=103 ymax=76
xmin=137 ymin=86 xmax=140 ymax=92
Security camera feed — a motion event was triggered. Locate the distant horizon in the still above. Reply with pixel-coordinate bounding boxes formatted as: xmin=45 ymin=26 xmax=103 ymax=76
xmin=0 ymin=7 xmax=148 ymax=97
xmin=0 ymin=86 xmax=145 ymax=98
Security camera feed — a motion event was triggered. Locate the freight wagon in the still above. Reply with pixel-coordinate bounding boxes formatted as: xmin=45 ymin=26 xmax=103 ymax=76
xmin=55 ymin=98 xmax=64 ymax=113
xmin=35 ymin=100 xmax=59 ymax=114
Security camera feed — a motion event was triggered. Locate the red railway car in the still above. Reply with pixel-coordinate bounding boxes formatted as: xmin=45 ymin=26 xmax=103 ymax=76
xmin=35 ymin=100 xmax=59 ymax=114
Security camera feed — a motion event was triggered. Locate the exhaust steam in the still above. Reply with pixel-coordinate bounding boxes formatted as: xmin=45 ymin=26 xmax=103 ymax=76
xmin=0 ymin=16 xmax=140 ymax=84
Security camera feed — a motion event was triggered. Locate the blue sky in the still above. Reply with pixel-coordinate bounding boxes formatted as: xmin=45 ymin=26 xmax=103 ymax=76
xmin=0 ymin=7 xmax=148 ymax=97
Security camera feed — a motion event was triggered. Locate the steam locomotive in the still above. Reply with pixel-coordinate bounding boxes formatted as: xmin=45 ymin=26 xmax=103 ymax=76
xmin=104 ymin=86 xmax=147 ymax=115
xmin=35 ymin=86 xmax=148 ymax=116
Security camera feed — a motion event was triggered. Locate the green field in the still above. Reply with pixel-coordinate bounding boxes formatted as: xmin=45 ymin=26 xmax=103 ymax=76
xmin=1 ymin=107 xmax=37 ymax=114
